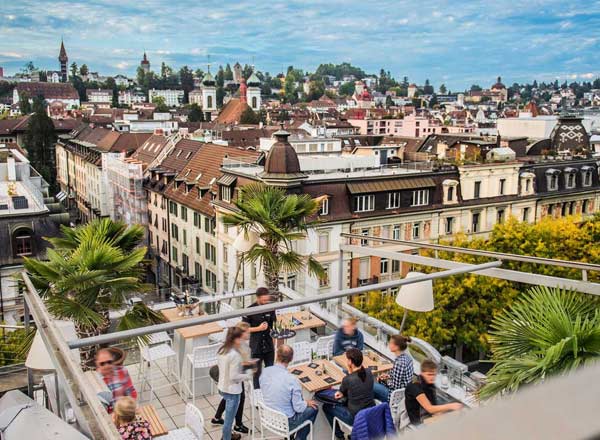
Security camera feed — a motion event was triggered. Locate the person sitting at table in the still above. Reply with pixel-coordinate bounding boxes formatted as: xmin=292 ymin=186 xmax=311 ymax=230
xmin=96 ymin=348 xmax=137 ymax=412
xmin=112 ymin=396 xmax=152 ymax=440
xmin=373 ymin=335 xmax=414 ymax=402
xmin=211 ymin=321 xmax=252 ymax=435
xmin=260 ymin=345 xmax=319 ymax=440
xmin=322 ymin=348 xmax=376 ymax=440
xmin=242 ymin=287 xmax=276 ymax=389
xmin=333 ymin=317 xmax=364 ymax=356
xmin=217 ymin=326 xmax=253 ymax=440
xmin=405 ymin=359 xmax=463 ymax=425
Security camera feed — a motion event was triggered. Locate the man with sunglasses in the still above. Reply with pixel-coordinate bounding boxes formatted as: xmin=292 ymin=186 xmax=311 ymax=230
xmin=96 ymin=348 xmax=137 ymax=411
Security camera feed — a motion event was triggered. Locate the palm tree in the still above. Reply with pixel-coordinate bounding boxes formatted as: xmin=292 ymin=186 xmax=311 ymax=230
xmin=480 ymin=286 xmax=600 ymax=398
xmin=23 ymin=218 xmax=164 ymax=369
xmin=221 ymin=182 xmax=324 ymax=293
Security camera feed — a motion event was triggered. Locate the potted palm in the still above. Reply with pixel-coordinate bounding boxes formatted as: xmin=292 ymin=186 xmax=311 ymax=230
xmin=23 ymin=218 xmax=165 ymax=370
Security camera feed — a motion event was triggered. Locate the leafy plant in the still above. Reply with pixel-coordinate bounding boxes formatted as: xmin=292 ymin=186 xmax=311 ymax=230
xmin=480 ymin=286 xmax=600 ymax=398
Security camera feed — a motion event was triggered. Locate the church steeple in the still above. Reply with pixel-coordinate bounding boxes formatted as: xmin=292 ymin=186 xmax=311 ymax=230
xmin=140 ymin=51 xmax=150 ymax=73
xmin=58 ymin=39 xmax=68 ymax=82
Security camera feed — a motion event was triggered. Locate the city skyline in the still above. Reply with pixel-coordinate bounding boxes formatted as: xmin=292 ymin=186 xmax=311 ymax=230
xmin=1 ymin=0 xmax=599 ymax=89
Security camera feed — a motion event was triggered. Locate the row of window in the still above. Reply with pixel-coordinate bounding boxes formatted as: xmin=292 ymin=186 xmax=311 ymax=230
xmin=352 ymin=189 xmax=430 ymax=213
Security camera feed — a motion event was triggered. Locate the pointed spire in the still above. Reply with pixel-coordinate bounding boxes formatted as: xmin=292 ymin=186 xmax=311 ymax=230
xmin=58 ymin=39 xmax=68 ymax=62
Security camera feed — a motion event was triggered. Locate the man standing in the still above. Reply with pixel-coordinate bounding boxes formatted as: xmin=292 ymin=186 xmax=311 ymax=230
xmin=243 ymin=287 xmax=276 ymax=388
xmin=95 ymin=348 xmax=137 ymax=411
xmin=260 ymin=345 xmax=318 ymax=440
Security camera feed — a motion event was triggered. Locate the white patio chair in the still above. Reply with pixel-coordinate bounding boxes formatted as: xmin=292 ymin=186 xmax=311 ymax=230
xmin=290 ymin=341 xmax=312 ymax=365
xmin=160 ymin=403 xmax=204 ymax=439
xmin=258 ymin=401 xmax=313 ymax=440
xmin=246 ymin=380 xmax=264 ymax=440
xmin=181 ymin=343 xmax=220 ymax=400
xmin=221 ymin=302 xmax=241 ymax=326
xmin=388 ymin=388 xmax=406 ymax=429
xmin=313 ymin=335 xmax=335 ymax=359
xmin=137 ymin=332 xmax=178 ymax=403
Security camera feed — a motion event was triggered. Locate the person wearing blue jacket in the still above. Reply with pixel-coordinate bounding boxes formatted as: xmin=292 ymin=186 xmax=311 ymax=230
xmin=333 ymin=317 xmax=365 ymax=356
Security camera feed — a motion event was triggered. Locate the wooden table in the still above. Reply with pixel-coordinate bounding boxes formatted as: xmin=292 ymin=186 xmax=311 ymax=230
xmin=277 ymin=311 xmax=326 ymax=342
xmin=289 ymin=359 xmax=346 ymax=393
xmin=138 ymin=404 xmax=168 ymax=437
xmin=333 ymin=351 xmax=393 ymax=376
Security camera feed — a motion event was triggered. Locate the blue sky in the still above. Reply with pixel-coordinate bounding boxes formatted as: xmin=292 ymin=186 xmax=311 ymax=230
xmin=1 ymin=0 xmax=599 ymax=90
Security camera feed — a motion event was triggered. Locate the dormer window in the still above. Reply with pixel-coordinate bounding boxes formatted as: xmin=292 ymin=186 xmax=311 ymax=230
xmin=519 ymin=171 xmax=535 ymax=195
xmin=581 ymin=166 xmax=593 ymax=187
xmin=220 ymin=185 xmax=232 ymax=202
xmin=546 ymin=169 xmax=560 ymax=191
xmin=564 ymin=168 xmax=576 ymax=189
xmin=442 ymin=179 xmax=459 ymax=204
xmin=319 ymin=197 xmax=329 ymax=216
xmin=387 ymin=192 xmax=400 ymax=209
xmin=411 ymin=189 xmax=429 ymax=207
xmin=353 ymin=194 xmax=375 ymax=212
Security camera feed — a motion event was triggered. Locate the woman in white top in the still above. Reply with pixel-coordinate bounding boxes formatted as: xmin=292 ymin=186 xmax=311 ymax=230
xmin=212 ymin=322 xmax=252 ymax=434
xmin=218 ymin=325 xmax=252 ymax=440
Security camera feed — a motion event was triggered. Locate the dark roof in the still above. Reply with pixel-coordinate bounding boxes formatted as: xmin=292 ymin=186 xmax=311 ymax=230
xmin=347 ymin=177 xmax=436 ymax=194
xmin=16 ymin=82 xmax=78 ymax=100
xmin=164 ymin=144 xmax=260 ymax=216
xmin=262 ymin=130 xmax=302 ymax=175
xmin=221 ymin=128 xmax=276 ymax=148
xmin=131 ymin=135 xmax=170 ymax=167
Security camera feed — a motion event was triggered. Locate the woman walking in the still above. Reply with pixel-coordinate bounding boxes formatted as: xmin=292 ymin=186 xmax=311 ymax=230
xmin=217 ymin=326 xmax=253 ymax=440
xmin=212 ymin=322 xmax=252 ymax=434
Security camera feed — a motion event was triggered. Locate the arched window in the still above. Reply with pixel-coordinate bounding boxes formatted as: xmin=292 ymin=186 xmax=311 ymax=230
xmin=252 ymin=96 xmax=257 ymax=109
xmin=207 ymin=96 xmax=213 ymax=108
xmin=13 ymin=228 xmax=33 ymax=257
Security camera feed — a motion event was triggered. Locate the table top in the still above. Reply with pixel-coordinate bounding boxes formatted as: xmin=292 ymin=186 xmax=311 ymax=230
xmin=277 ymin=311 xmax=326 ymax=332
xmin=289 ymin=359 xmax=346 ymax=393
xmin=332 ymin=351 xmax=393 ymax=375
xmin=138 ymin=404 xmax=168 ymax=437
xmin=161 ymin=307 xmax=224 ymax=339
xmin=160 ymin=307 xmax=204 ymax=322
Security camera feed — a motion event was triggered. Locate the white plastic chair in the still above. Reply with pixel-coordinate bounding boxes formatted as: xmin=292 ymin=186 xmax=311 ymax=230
xmin=388 ymin=388 xmax=407 ymax=429
xmin=246 ymin=380 xmax=264 ymax=440
xmin=258 ymin=401 xmax=313 ymax=440
xmin=313 ymin=335 xmax=335 ymax=360
xmin=137 ymin=332 xmax=178 ymax=403
xmin=220 ymin=302 xmax=242 ymax=326
xmin=160 ymin=403 xmax=204 ymax=439
xmin=275 ymin=306 xmax=301 ymax=316
xmin=181 ymin=343 xmax=220 ymax=400
xmin=291 ymin=341 xmax=312 ymax=365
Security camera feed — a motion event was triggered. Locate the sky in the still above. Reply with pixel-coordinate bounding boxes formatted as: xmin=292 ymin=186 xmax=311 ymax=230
xmin=1 ymin=0 xmax=599 ymax=90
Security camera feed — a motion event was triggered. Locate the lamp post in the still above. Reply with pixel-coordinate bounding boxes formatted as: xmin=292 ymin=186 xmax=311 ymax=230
xmin=395 ymin=271 xmax=434 ymax=334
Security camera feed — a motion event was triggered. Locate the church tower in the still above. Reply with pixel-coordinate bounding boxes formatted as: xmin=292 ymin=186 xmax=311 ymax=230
xmin=58 ymin=39 xmax=68 ymax=82
xmin=141 ymin=51 xmax=150 ymax=73
xmin=201 ymin=70 xmax=217 ymax=120
xmin=246 ymin=71 xmax=262 ymax=111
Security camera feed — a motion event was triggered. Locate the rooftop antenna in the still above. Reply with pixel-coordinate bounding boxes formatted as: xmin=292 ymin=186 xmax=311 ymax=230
xmin=207 ymin=54 xmax=211 ymax=74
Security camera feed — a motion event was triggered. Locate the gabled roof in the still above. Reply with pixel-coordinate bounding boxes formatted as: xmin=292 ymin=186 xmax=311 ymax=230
xmin=215 ymin=99 xmax=249 ymax=124
xmin=16 ymin=82 xmax=79 ymax=100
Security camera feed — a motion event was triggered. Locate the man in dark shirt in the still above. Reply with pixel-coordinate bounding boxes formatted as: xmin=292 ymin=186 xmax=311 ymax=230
xmin=242 ymin=287 xmax=276 ymax=388
xmin=405 ymin=359 xmax=462 ymax=425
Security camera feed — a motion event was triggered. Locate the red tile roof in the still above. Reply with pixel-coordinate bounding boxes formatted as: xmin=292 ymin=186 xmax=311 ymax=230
xmin=16 ymin=82 xmax=79 ymax=100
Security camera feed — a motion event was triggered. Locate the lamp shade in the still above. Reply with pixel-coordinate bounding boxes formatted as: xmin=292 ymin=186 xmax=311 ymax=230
xmin=396 ymin=271 xmax=434 ymax=312
xmin=232 ymin=230 xmax=258 ymax=253
xmin=25 ymin=331 xmax=55 ymax=371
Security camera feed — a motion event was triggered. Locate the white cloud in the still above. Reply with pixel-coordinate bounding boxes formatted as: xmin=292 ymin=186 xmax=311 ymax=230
xmin=116 ymin=62 xmax=129 ymax=70
xmin=0 ymin=51 xmax=22 ymax=58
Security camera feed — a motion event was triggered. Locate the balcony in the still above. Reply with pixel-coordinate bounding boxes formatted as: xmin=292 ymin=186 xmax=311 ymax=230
xmin=13 ymin=235 xmax=600 ymax=439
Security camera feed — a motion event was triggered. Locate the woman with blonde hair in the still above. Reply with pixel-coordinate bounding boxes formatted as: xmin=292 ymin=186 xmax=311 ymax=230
xmin=217 ymin=323 xmax=253 ymax=440
xmin=112 ymin=396 xmax=152 ymax=439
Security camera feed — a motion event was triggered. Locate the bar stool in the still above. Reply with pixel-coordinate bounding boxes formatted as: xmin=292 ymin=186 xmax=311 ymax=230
xmin=138 ymin=332 xmax=178 ymax=403
xmin=181 ymin=343 xmax=220 ymax=401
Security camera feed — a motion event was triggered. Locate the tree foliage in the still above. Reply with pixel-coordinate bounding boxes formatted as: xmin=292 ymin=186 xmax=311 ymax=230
xmin=480 ymin=286 xmax=600 ymax=398
xmin=152 ymin=96 xmax=170 ymax=112
xmin=358 ymin=215 xmax=600 ymax=362
xmin=187 ymin=103 xmax=204 ymax=122
xmin=23 ymin=97 xmax=57 ymax=192
xmin=315 ymin=62 xmax=366 ymax=80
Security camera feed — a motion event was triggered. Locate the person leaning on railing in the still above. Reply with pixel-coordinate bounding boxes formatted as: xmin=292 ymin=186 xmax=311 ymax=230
xmin=405 ymin=359 xmax=463 ymax=425
xmin=373 ymin=335 xmax=414 ymax=402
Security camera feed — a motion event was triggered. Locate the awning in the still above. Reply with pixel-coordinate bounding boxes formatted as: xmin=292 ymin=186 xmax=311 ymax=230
xmin=217 ymin=174 xmax=237 ymax=186
xmin=55 ymin=191 xmax=67 ymax=202
xmin=347 ymin=177 xmax=436 ymax=194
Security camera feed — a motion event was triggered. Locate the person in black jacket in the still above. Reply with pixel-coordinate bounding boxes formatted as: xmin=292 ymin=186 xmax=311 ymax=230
xmin=332 ymin=317 xmax=364 ymax=356
xmin=242 ymin=287 xmax=276 ymax=389
xmin=322 ymin=348 xmax=375 ymax=440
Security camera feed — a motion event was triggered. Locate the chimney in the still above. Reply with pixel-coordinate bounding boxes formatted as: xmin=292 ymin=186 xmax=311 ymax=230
xmin=7 ymin=152 xmax=17 ymax=181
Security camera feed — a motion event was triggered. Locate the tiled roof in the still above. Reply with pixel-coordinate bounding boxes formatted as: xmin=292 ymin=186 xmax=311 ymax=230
xmin=158 ymin=139 xmax=203 ymax=173
xmin=132 ymin=135 xmax=170 ymax=168
xmin=215 ymin=99 xmax=248 ymax=124
xmin=16 ymin=82 xmax=79 ymax=100
xmin=164 ymin=144 xmax=260 ymax=216
xmin=221 ymin=128 xmax=276 ymax=148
